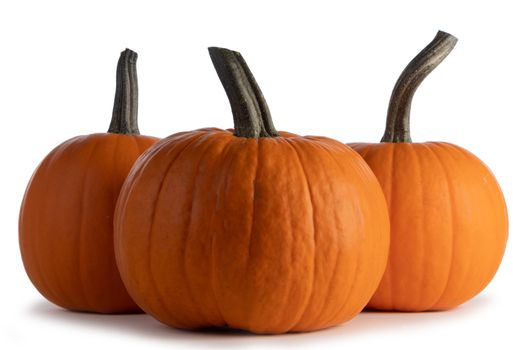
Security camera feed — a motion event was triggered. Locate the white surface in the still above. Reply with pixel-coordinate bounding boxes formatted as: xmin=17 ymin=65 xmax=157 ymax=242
xmin=1 ymin=1 xmax=524 ymax=349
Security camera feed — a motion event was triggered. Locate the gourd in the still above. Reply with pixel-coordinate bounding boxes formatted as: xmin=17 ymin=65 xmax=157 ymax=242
xmin=114 ymin=47 xmax=390 ymax=333
xmin=349 ymin=31 xmax=508 ymax=311
xmin=19 ymin=49 xmax=158 ymax=313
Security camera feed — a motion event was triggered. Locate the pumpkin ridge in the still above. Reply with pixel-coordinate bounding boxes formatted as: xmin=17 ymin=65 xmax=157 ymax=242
xmin=409 ymin=144 xmax=427 ymax=309
xmin=256 ymin=137 xmax=315 ymax=332
xmin=320 ymin=140 xmax=388 ymax=324
xmin=386 ymin=145 xmax=396 ymax=310
xmin=182 ymin=134 xmax=231 ymax=327
xmin=282 ymin=142 xmax=300 ymax=330
xmin=431 ymin=142 xmax=494 ymax=308
xmin=146 ymin=133 xmax=209 ymax=326
xmin=20 ymin=143 xmax=67 ymax=305
xmin=315 ymin=145 xmax=358 ymax=325
xmin=314 ymin=142 xmax=368 ymax=325
xmin=21 ymin=157 xmax=54 ymax=302
xmin=424 ymin=143 xmax=456 ymax=309
xmin=318 ymin=142 xmax=352 ymax=323
xmin=280 ymin=139 xmax=316 ymax=331
xmin=245 ymin=138 xmax=264 ymax=331
xmin=246 ymin=138 xmax=259 ymax=262
xmin=355 ymin=145 xmax=393 ymax=311
xmin=39 ymin=137 xmax=88 ymax=307
xmin=294 ymin=137 xmax=356 ymax=328
xmin=107 ymin=134 xmax=132 ymax=306
xmin=192 ymin=134 xmax=235 ymax=326
xmin=210 ymin=137 xmax=237 ymax=328
xmin=76 ymin=136 xmax=105 ymax=310
xmin=451 ymin=146 xmax=508 ymax=302
xmin=41 ymin=136 xmax=86 ymax=304
xmin=110 ymin=135 xmax=122 ymax=200
xmin=113 ymin=135 xmax=178 ymax=308
xmin=302 ymin=140 xmax=347 ymax=325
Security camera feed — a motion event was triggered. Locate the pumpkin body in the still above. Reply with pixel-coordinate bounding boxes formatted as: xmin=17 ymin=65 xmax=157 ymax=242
xmin=349 ymin=142 xmax=508 ymax=311
xmin=114 ymin=128 xmax=390 ymax=333
xmin=20 ymin=133 xmax=158 ymax=313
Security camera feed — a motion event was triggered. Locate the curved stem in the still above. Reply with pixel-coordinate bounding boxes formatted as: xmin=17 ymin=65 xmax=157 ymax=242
xmin=209 ymin=47 xmax=279 ymax=138
xmin=381 ymin=31 xmax=457 ymax=143
xmin=108 ymin=49 xmax=140 ymax=135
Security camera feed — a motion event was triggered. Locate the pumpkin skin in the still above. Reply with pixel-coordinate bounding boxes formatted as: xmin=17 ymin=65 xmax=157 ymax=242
xmin=113 ymin=48 xmax=390 ymax=333
xmin=349 ymin=142 xmax=507 ymax=310
xmin=20 ymin=133 xmax=157 ymax=313
xmin=115 ymin=129 xmax=389 ymax=333
xmin=19 ymin=49 xmax=159 ymax=313
xmin=349 ymin=31 xmax=508 ymax=311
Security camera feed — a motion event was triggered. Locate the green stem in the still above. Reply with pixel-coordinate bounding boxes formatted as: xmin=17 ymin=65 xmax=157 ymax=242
xmin=108 ymin=49 xmax=140 ymax=135
xmin=208 ymin=47 xmax=279 ymax=138
xmin=381 ymin=31 xmax=457 ymax=143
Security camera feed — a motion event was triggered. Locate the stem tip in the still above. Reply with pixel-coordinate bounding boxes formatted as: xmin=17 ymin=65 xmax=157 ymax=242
xmin=209 ymin=46 xmax=279 ymax=138
xmin=108 ymin=48 xmax=140 ymax=135
xmin=381 ymin=30 xmax=457 ymax=143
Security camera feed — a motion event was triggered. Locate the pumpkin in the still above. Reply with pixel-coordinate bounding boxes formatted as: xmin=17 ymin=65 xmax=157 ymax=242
xmin=113 ymin=47 xmax=390 ymax=333
xmin=349 ymin=31 xmax=508 ymax=311
xmin=19 ymin=49 xmax=158 ymax=313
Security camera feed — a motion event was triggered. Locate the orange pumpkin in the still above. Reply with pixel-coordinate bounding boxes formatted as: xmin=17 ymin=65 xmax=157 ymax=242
xmin=19 ymin=49 xmax=158 ymax=313
xmin=114 ymin=47 xmax=390 ymax=333
xmin=349 ymin=31 xmax=508 ymax=311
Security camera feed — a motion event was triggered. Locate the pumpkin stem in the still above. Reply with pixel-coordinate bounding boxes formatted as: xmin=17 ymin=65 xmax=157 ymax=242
xmin=209 ymin=47 xmax=279 ymax=138
xmin=108 ymin=48 xmax=140 ymax=135
xmin=381 ymin=31 xmax=457 ymax=143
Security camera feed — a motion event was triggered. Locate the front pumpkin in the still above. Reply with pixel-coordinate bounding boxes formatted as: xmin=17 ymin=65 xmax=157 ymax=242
xmin=19 ymin=49 xmax=158 ymax=313
xmin=349 ymin=31 xmax=508 ymax=311
xmin=114 ymin=48 xmax=390 ymax=333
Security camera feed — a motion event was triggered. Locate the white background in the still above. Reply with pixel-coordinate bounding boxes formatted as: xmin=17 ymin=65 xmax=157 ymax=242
xmin=1 ymin=0 xmax=523 ymax=349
